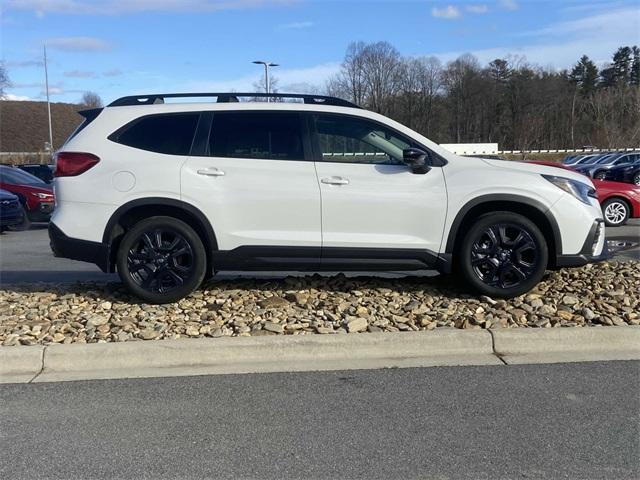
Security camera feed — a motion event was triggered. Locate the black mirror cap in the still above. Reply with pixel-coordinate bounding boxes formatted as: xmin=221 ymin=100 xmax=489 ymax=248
xmin=403 ymin=148 xmax=431 ymax=174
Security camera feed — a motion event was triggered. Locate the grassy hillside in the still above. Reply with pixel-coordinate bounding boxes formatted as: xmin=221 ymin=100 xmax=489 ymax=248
xmin=0 ymin=100 xmax=83 ymax=153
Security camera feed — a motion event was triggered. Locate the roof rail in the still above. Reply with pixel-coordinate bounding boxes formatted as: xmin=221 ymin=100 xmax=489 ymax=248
xmin=107 ymin=92 xmax=360 ymax=109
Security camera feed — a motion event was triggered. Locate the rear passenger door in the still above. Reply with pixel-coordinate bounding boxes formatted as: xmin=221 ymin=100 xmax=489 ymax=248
xmin=181 ymin=111 xmax=322 ymax=255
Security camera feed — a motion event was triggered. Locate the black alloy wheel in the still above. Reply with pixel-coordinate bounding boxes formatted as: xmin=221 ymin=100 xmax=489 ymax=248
xmin=470 ymin=223 xmax=539 ymax=289
xmin=594 ymin=170 xmax=607 ymax=180
xmin=117 ymin=216 xmax=206 ymax=304
xmin=127 ymin=229 xmax=194 ymax=294
xmin=633 ymin=172 xmax=640 ymax=186
xmin=458 ymin=212 xmax=548 ymax=298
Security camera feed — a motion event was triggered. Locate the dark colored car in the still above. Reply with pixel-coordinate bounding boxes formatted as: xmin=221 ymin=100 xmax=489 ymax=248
xmin=603 ymin=160 xmax=640 ymax=186
xmin=18 ymin=164 xmax=55 ymax=184
xmin=577 ymin=153 xmax=640 ymax=179
xmin=0 ymin=188 xmax=24 ymax=232
xmin=0 ymin=165 xmax=55 ymax=222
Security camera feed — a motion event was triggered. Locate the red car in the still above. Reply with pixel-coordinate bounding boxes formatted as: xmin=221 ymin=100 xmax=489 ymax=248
xmin=0 ymin=165 xmax=55 ymax=222
xmin=525 ymin=160 xmax=640 ymax=226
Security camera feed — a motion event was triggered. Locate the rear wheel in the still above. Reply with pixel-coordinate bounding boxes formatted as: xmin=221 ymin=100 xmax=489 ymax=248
xmin=457 ymin=212 xmax=548 ymax=298
xmin=633 ymin=172 xmax=640 ymax=186
xmin=601 ymin=198 xmax=629 ymax=227
xmin=116 ymin=216 xmax=206 ymax=304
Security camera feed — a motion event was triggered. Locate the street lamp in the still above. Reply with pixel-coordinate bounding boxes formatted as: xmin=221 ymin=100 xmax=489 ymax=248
xmin=252 ymin=60 xmax=279 ymax=101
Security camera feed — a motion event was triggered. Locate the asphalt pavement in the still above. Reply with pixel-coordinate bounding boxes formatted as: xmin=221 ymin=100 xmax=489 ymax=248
xmin=1 ymin=220 xmax=638 ymax=284
xmin=1 ymin=361 xmax=638 ymax=479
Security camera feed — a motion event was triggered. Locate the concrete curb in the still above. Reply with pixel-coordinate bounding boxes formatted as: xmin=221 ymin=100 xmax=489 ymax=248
xmin=492 ymin=325 xmax=640 ymax=364
xmin=0 ymin=326 xmax=638 ymax=384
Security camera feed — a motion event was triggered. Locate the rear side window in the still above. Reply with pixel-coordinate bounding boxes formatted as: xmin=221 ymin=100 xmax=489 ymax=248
xmin=111 ymin=113 xmax=199 ymax=155
xmin=209 ymin=112 xmax=303 ymax=160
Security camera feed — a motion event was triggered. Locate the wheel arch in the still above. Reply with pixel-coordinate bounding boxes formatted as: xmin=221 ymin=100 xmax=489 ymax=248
xmin=444 ymin=194 xmax=562 ymax=268
xmin=102 ymin=198 xmax=218 ymax=274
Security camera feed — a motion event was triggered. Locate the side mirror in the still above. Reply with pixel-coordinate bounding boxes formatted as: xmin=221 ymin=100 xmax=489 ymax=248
xmin=403 ymin=148 xmax=431 ymax=174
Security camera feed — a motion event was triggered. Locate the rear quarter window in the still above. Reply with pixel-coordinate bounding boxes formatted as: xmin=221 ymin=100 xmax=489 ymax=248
xmin=109 ymin=113 xmax=200 ymax=155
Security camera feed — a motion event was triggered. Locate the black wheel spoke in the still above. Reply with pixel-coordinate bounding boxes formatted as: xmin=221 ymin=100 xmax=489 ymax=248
xmin=127 ymin=227 xmax=195 ymax=295
xmin=470 ymin=222 xmax=540 ymax=290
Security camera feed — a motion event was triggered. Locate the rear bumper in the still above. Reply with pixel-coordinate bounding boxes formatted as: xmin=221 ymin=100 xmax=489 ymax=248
xmin=555 ymin=219 xmax=609 ymax=267
xmin=49 ymin=222 xmax=111 ymax=272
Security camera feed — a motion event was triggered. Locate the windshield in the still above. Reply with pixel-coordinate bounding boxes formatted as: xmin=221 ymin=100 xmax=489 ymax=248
xmin=0 ymin=166 xmax=47 ymax=186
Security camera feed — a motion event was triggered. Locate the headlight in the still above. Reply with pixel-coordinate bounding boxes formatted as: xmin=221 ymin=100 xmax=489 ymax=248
xmin=542 ymin=175 xmax=596 ymax=205
xmin=30 ymin=192 xmax=53 ymax=199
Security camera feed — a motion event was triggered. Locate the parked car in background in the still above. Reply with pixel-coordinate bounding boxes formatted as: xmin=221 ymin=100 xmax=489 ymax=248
xmin=0 ymin=188 xmax=24 ymax=232
xmin=18 ymin=164 xmax=55 ymax=184
xmin=0 ymin=165 xmax=55 ymax=222
xmin=562 ymin=153 xmax=610 ymax=167
xmin=601 ymin=159 xmax=640 ymax=185
xmin=594 ymin=180 xmax=640 ymax=227
xmin=576 ymin=153 xmax=640 ymax=179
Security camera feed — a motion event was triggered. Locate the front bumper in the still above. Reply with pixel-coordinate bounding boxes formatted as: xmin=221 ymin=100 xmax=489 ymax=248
xmin=555 ymin=219 xmax=609 ymax=267
xmin=27 ymin=201 xmax=55 ymax=222
xmin=49 ymin=223 xmax=111 ymax=272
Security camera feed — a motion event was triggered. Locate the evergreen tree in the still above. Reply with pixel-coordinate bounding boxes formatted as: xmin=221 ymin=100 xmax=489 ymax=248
xmin=631 ymin=46 xmax=640 ymax=86
xmin=570 ymin=55 xmax=598 ymax=95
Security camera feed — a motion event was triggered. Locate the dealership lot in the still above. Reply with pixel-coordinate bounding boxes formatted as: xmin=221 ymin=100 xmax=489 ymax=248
xmin=1 ymin=221 xmax=638 ymax=285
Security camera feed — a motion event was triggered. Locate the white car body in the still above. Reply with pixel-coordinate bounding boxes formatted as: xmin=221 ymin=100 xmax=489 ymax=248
xmin=50 ymin=94 xmax=606 ymax=301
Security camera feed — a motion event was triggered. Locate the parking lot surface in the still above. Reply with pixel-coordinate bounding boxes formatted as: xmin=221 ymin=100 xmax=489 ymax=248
xmin=1 ymin=220 xmax=638 ymax=285
xmin=1 ymin=361 xmax=638 ymax=480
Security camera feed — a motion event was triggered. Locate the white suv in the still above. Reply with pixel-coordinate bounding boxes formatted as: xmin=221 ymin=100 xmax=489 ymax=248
xmin=50 ymin=93 xmax=607 ymax=303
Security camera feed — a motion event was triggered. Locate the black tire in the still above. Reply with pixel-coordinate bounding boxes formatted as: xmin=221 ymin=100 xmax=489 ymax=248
xmin=601 ymin=198 xmax=629 ymax=227
xmin=456 ymin=212 xmax=548 ymax=298
xmin=8 ymin=206 xmax=31 ymax=231
xmin=633 ymin=172 xmax=640 ymax=186
xmin=116 ymin=216 xmax=207 ymax=304
xmin=594 ymin=170 xmax=607 ymax=180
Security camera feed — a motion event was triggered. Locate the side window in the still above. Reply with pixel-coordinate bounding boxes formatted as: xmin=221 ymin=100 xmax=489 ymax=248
xmin=314 ymin=114 xmax=412 ymax=165
xmin=209 ymin=112 xmax=303 ymax=160
xmin=112 ymin=113 xmax=199 ymax=155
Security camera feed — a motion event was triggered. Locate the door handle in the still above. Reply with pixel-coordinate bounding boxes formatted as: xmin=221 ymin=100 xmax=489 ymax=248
xmin=197 ymin=167 xmax=225 ymax=177
xmin=321 ymin=176 xmax=349 ymax=185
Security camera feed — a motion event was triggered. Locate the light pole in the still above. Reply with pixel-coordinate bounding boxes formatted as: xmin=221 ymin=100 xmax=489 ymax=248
xmin=43 ymin=45 xmax=53 ymax=152
xmin=252 ymin=60 xmax=279 ymax=101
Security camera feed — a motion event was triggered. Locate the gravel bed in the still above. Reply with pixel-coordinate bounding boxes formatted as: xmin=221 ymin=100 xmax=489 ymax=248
xmin=1 ymin=261 xmax=638 ymax=346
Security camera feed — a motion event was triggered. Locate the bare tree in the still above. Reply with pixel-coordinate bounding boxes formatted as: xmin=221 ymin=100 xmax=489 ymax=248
xmin=0 ymin=63 xmax=11 ymax=99
xmin=80 ymin=91 xmax=103 ymax=108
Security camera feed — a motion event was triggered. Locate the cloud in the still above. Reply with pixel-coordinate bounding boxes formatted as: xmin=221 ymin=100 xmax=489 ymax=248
xmin=277 ymin=21 xmax=313 ymax=30
xmin=2 ymin=93 xmax=34 ymax=101
xmin=103 ymin=68 xmax=123 ymax=76
xmin=64 ymin=70 xmax=96 ymax=78
xmin=4 ymin=0 xmax=295 ymax=16
xmin=466 ymin=4 xmax=488 ymax=14
xmin=498 ymin=0 xmax=518 ymax=11
xmin=181 ymin=62 xmax=341 ymax=93
xmin=46 ymin=36 xmax=111 ymax=52
xmin=434 ymin=7 xmax=640 ymax=69
xmin=431 ymin=5 xmax=461 ymax=19
xmin=5 ymin=59 xmax=43 ymax=68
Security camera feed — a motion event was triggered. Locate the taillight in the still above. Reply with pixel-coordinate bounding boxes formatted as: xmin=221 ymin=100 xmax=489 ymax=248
xmin=54 ymin=152 xmax=100 ymax=177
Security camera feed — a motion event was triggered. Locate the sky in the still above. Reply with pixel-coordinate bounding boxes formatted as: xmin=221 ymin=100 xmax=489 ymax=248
xmin=1 ymin=0 xmax=639 ymax=104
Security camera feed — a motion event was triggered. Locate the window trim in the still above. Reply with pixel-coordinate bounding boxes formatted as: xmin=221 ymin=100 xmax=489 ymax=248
xmin=107 ymin=111 xmax=201 ymax=156
xmin=191 ymin=110 xmax=313 ymax=162
xmin=306 ymin=112 xmax=446 ymax=167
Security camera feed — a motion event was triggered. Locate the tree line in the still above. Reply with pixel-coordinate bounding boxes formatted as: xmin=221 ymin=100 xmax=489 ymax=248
xmin=326 ymin=42 xmax=640 ymax=150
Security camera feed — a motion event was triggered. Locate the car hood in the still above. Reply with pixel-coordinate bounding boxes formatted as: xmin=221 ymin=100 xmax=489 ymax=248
xmin=0 ymin=189 xmax=18 ymax=201
xmin=481 ymin=158 xmax=593 ymax=186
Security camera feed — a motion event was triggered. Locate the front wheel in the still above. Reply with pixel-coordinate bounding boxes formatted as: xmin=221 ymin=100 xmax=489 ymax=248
xmin=594 ymin=170 xmax=607 ymax=180
xmin=633 ymin=172 xmax=640 ymax=186
xmin=457 ymin=212 xmax=548 ymax=298
xmin=601 ymin=198 xmax=629 ymax=227
xmin=116 ymin=216 xmax=207 ymax=304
